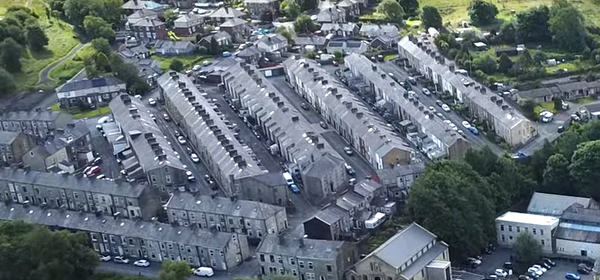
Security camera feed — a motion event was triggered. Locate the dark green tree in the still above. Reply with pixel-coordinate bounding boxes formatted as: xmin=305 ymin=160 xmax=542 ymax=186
xmin=91 ymin=38 xmax=112 ymax=55
xmin=0 ymin=38 xmax=23 ymax=72
xmin=399 ymin=0 xmax=419 ymax=16
xmin=421 ymin=6 xmax=443 ymax=29
xmin=158 ymin=260 xmax=192 ymax=280
xmin=169 ymin=59 xmax=184 ymax=72
xmin=549 ymin=1 xmax=587 ymax=52
xmin=0 ymin=67 xmax=16 ymax=94
xmin=333 ymin=50 xmax=343 ymax=60
xmin=532 ymin=50 xmax=547 ymax=65
xmin=209 ymin=36 xmax=220 ymax=55
xmin=555 ymin=129 xmax=586 ymax=159
xmin=472 ymin=53 xmax=497 ymax=74
xmin=553 ymin=97 xmax=563 ymax=111
xmin=83 ymin=15 xmax=115 ymax=40
xmin=543 ymin=153 xmax=574 ymax=195
xmin=515 ymin=6 xmax=551 ymax=43
xmin=25 ymin=23 xmax=48 ymax=51
xmin=299 ymin=0 xmax=317 ymax=12
xmin=377 ymin=0 xmax=405 ymax=24
xmin=163 ymin=9 xmax=179 ymax=27
xmin=513 ymin=232 xmax=542 ymax=264
xmin=498 ymin=53 xmax=514 ymax=73
xmin=293 ymin=15 xmax=316 ymax=34
xmin=570 ymin=140 xmax=600 ymax=200
xmin=468 ymin=0 xmax=498 ymax=25
xmin=499 ymin=20 xmax=517 ymax=43
xmin=282 ymin=0 xmax=300 ymax=18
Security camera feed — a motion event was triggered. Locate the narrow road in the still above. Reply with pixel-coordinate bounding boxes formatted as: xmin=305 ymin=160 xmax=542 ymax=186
xmin=37 ymin=43 xmax=86 ymax=85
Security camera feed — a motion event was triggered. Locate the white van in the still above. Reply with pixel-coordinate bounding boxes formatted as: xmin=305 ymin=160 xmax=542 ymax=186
xmin=194 ymin=267 xmax=214 ymax=277
xmin=282 ymin=172 xmax=294 ymax=185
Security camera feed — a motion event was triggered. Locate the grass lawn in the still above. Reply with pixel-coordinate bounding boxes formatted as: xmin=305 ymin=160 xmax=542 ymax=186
xmin=384 ymin=54 xmax=399 ymax=61
xmin=50 ymin=102 xmax=110 ymax=119
xmin=574 ymin=96 xmax=597 ymax=104
xmin=47 ymin=44 xmax=94 ymax=82
xmin=152 ymin=54 xmax=212 ymax=71
xmin=534 ymin=101 xmax=556 ymax=116
xmin=0 ymin=0 xmax=79 ymax=91
xmin=405 ymin=19 xmax=422 ymax=27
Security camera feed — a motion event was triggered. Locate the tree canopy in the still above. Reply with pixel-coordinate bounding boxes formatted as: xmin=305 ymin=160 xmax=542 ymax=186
xmin=421 ymin=6 xmax=443 ymax=29
xmin=399 ymin=0 xmax=419 ymax=16
xmin=513 ymin=232 xmax=542 ymax=264
xmin=169 ymin=59 xmax=184 ymax=72
xmin=377 ymin=0 xmax=405 ymax=24
xmin=83 ymin=15 xmax=116 ymax=40
xmin=293 ymin=15 xmax=316 ymax=34
xmin=549 ymin=0 xmax=588 ymax=52
xmin=281 ymin=0 xmax=301 ymax=19
xmin=0 ymin=37 xmax=23 ymax=73
xmin=468 ymin=0 xmax=498 ymax=25
xmin=158 ymin=260 xmax=191 ymax=280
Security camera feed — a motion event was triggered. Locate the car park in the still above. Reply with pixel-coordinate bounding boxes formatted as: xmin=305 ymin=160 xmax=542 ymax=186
xmin=191 ymin=153 xmax=200 ymax=163
xmin=134 ymin=260 xmax=150 ymax=267
xmin=565 ymin=273 xmax=581 ymax=280
xmin=114 ymin=256 xmax=130 ymax=264
xmin=148 ymin=98 xmax=156 ymax=106
xmin=289 ymin=184 xmax=300 ymax=193
xmin=343 ymin=146 xmax=354 ymax=155
xmin=99 ymin=255 xmax=111 ymax=262
xmin=441 ymin=104 xmax=451 ymax=112
xmin=178 ymin=136 xmax=187 ymax=144
xmin=422 ymin=88 xmax=431 ymax=96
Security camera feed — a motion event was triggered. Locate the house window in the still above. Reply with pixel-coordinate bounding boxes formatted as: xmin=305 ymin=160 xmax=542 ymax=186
xmin=306 ymin=273 xmax=315 ymax=280
xmin=508 ymin=226 xmax=512 ymax=232
xmin=299 ymin=261 xmax=304 ymax=268
xmin=533 ymin=228 xmax=537 ymax=235
xmin=540 ymin=229 xmax=544 ymax=235
xmin=229 ymin=218 xmax=234 ymax=224
xmin=278 ymin=256 xmax=282 ymax=264
xmin=22 ymin=186 xmax=27 ymax=192
xmin=308 ymin=262 xmax=313 ymax=269
xmin=541 ymin=240 xmax=545 ymax=246
xmin=270 ymin=255 xmax=275 ymax=263
xmin=326 ymin=265 xmax=332 ymax=272
xmin=517 ymin=226 xmax=520 ymax=233
xmin=582 ymin=250 xmax=588 ymax=257
xmin=500 ymin=225 xmax=504 ymax=231
xmin=166 ymin=175 xmax=171 ymax=183
xmin=501 ymin=235 xmax=505 ymax=241
xmin=509 ymin=236 xmax=513 ymax=240
xmin=290 ymin=258 xmax=295 ymax=265
xmin=292 ymin=270 xmax=297 ymax=276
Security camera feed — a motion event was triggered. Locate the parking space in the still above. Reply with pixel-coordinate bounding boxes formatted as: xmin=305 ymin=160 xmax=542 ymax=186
xmin=84 ymin=116 xmax=122 ymax=179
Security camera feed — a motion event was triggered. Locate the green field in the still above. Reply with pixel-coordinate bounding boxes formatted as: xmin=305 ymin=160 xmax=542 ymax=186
xmin=47 ymin=44 xmax=94 ymax=82
xmin=152 ymin=55 xmax=212 ymax=71
xmin=0 ymin=0 xmax=79 ymax=90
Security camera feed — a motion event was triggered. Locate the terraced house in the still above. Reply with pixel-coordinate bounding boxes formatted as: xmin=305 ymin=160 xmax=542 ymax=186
xmin=0 ymin=109 xmax=72 ymax=140
xmin=0 ymin=167 xmax=161 ymax=220
xmin=344 ymin=54 xmax=470 ymax=160
xmin=222 ymin=62 xmax=347 ymax=200
xmin=397 ymin=35 xmax=535 ymax=146
xmin=110 ymin=94 xmax=188 ymax=194
xmin=158 ymin=72 xmax=270 ymax=198
xmin=165 ymin=192 xmax=288 ymax=239
xmin=0 ymin=203 xmax=250 ymax=270
xmin=284 ymin=57 xmax=415 ymax=169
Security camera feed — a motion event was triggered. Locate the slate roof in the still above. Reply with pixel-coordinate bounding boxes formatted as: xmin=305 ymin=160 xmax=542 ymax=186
xmin=336 ymin=0 xmax=357 ymax=7
xmin=154 ymin=40 xmax=196 ymax=54
xmin=402 ymin=243 xmax=448 ymax=278
xmin=40 ymin=121 xmax=90 ymax=154
xmin=344 ymin=53 xmax=467 ymax=152
xmin=0 ymin=203 xmax=232 ymax=249
xmin=313 ymin=205 xmax=348 ymax=225
xmin=236 ymin=46 xmax=262 ymax=58
xmin=219 ymin=17 xmax=247 ymax=27
xmin=257 ymin=234 xmax=347 ymax=260
xmin=292 ymin=36 xmax=328 ymax=46
xmin=359 ymin=24 xmax=398 ymax=37
xmin=221 ymin=63 xmax=344 ymax=175
xmin=284 ymin=57 xmax=413 ymax=162
xmin=326 ymin=40 xmax=368 ymax=54
xmin=527 ymin=192 xmax=595 ymax=216
xmin=370 ymin=223 xmax=438 ymax=268
xmin=0 ymin=110 xmax=70 ymax=123
xmin=109 ymin=94 xmax=186 ymax=172
xmin=518 ymin=88 xmax=552 ymax=99
xmin=320 ymin=23 xmax=357 ymax=33
xmin=57 ymin=77 xmax=125 ymax=93
xmin=209 ymin=7 xmax=245 ymax=18
xmin=353 ymin=179 xmax=383 ymax=197
xmin=317 ymin=6 xmax=345 ymax=22
xmin=376 ymin=162 xmax=425 ymax=185
xmin=0 ymin=131 xmax=22 ymax=145
xmin=127 ymin=9 xmax=159 ymax=22
xmin=304 ymin=152 xmax=344 ymax=178
xmin=166 ymin=192 xmax=285 ymax=220
xmin=0 ymin=167 xmax=146 ymax=198
xmin=157 ymin=72 xmax=264 ymax=180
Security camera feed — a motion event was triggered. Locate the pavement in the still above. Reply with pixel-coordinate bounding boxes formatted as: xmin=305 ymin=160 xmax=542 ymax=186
xmin=38 ymin=43 xmax=86 ymax=85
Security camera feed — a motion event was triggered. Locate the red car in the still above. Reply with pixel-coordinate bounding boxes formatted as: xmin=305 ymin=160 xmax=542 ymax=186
xmin=86 ymin=166 xmax=101 ymax=177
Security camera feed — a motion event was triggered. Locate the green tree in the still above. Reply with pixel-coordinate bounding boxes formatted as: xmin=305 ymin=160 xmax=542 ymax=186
xmin=169 ymin=59 xmax=184 ymax=72
xmin=276 ymin=26 xmax=295 ymax=45
xmin=25 ymin=23 xmax=48 ymax=51
xmin=260 ymin=10 xmax=274 ymax=22
xmin=209 ymin=36 xmax=220 ymax=55
xmin=0 ymin=38 xmax=23 ymax=72
xmin=91 ymin=37 xmax=112 ymax=55
xmin=293 ymin=15 xmax=316 ymax=34
xmin=63 ymin=0 xmax=122 ymax=26
xmin=163 ymin=9 xmax=179 ymax=26
xmin=532 ymin=50 xmax=547 ymax=65
xmin=468 ymin=0 xmax=498 ymax=25
xmin=407 ymin=161 xmax=496 ymax=261
xmin=499 ymin=20 xmax=517 ymax=43
xmin=399 ymin=0 xmax=419 ymax=16
xmin=497 ymin=53 xmax=513 ymax=73
xmin=0 ymin=67 xmax=16 ymax=94
xmin=513 ymin=232 xmax=542 ymax=264
xmin=110 ymin=55 xmax=150 ymax=94
xmin=299 ymin=0 xmax=317 ymax=12
xmin=553 ymin=96 xmax=563 ymax=111
xmin=570 ymin=140 xmax=600 ymax=199
xmin=472 ymin=53 xmax=497 ymax=74
xmin=549 ymin=1 xmax=587 ymax=52
xmin=83 ymin=15 xmax=115 ymax=40
xmin=377 ymin=0 xmax=404 ymax=24
xmin=421 ymin=6 xmax=443 ymax=29
xmin=158 ymin=260 xmax=192 ymax=280
xmin=333 ymin=50 xmax=343 ymax=60
xmin=518 ymin=49 xmax=533 ymax=68
xmin=305 ymin=51 xmax=316 ymax=59
xmin=0 ymin=220 xmax=98 ymax=280
xmin=515 ymin=6 xmax=551 ymax=43
xmin=282 ymin=0 xmax=300 ymax=18
xmin=543 ymin=153 xmax=574 ymax=195
xmin=555 ymin=129 xmax=586 ymax=159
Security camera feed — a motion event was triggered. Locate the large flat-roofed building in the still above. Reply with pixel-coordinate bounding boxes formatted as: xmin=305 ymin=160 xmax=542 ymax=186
xmin=0 ymin=167 xmax=161 ymax=220
xmin=555 ymin=204 xmax=600 ymax=260
xmin=0 ymin=203 xmax=250 ymax=270
xmin=222 ymin=62 xmax=347 ymax=199
xmin=397 ymin=36 xmax=535 ymax=147
xmin=495 ymin=211 xmax=559 ymax=254
xmin=110 ymin=94 xmax=188 ymax=194
xmin=284 ymin=57 xmax=415 ymax=169
xmin=158 ymin=72 xmax=266 ymax=197
xmin=344 ymin=53 xmax=470 ymax=160
xmin=165 ymin=192 xmax=288 ymax=239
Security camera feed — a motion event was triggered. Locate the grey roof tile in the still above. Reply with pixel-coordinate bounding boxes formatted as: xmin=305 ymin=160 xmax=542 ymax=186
xmin=370 ymin=223 xmax=437 ymax=268
xmin=528 ymin=192 xmax=595 ymax=216
xmin=257 ymin=234 xmax=347 ymax=259
xmin=0 ymin=131 xmax=21 ymax=144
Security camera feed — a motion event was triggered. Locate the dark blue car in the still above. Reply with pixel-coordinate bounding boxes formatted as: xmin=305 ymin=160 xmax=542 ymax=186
xmin=469 ymin=126 xmax=479 ymax=135
xmin=289 ymin=184 xmax=300 ymax=194
xmin=565 ymin=273 xmax=581 ymax=280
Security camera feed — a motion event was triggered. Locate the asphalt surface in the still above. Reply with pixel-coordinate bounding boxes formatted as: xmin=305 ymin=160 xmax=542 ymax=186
xmin=84 ymin=116 xmax=123 ymax=179
xmin=376 ymin=61 xmax=504 ymax=155
xmin=38 ymin=43 xmax=86 ymax=85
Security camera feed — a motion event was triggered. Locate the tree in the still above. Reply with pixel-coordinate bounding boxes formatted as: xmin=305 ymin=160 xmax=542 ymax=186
xmin=169 ymin=59 xmax=184 ymax=72
xmin=25 ymin=23 xmax=48 ymax=51
xmin=549 ymin=2 xmax=587 ymax=52
xmin=399 ymin=0 xmax=419 ymax=16
xmin=305 ymin=51 xmax=316 ymax=59
xmin=209 ymin=36 xmax=220 ymax=55
xmin=83 ymin=15 xmax=115 ymax=40
xmin=110 ymin=55 xmax=150 ymax=94
xmin=377 ymin=0 xmax=404 ymax=24
xmin=158 ymin=260 xmax=191 ymax=280
xmin=163 ymin=9 xmax=179 ymax=26
xmin=421 ymin=6 xmax=443 ymax=29
xmin=0 ymin=38 xmax=23 ymax=72
xmin=553 ymin=96 xmax=563 ymax=111
xmin=532 ymin=50 xmax=547 ymax=65
xmin=515 ymin=6 xmax=551 ymax=43
xmin=0 ymin=220 xmax=98 ymax=280
xmin=472 ymin=53 xmax=497 ymax=74
xmin=518 ymin=49 xmax=533 ymax=68
xmin=282 ymin=0 xmax=300 ymax=18
xmin=499 ymin=20 xmax=517 ymax=43
xmin=91 ymin=38 xmax=112 ymax=55
xmin=513 ymin=232 xmax=542 ymax=264
xmin=542 ymin=153 xmax=574 ymax=194
xmin=407 ymin=161 xmax=496 ymax=261
xmin=333 ymin=50 xmax=343 ymax=60
xmin=260 ymin=10 xmax=273 ymax=22
xmin=299 ymin=0 xmax=317 ymax=12
xmin=497 ymin=53 xmax=513 ymax=73
xmin=570 ymin=140 xmax=600 ymax=200
xmin=0 ymin=67 xmax=16 ymax=94
xmin=468 ymin=0 xmax=498 ymax=25
xmin=293 ymin=15 xmax=316 ymax=34
xmin=276 ymin=26 xmax=295 ymax=45
xmin=63 ymin=0 xmax=123 ymax=26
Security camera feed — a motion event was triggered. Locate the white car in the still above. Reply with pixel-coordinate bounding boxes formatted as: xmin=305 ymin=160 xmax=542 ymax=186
xmin=99 ymin=255 xmax=111 ymax=262
xmin=194 ymin=267 xmax=214 ymax=277
xmin=441 ymin=104 xmax=451 ymax=112
xmin=174 ymin=151 xmax=180 ymax=159
xmin=528 ymin=267 xmax=543 ymax=276
xmin=114 ymin=256 xmax=130 ymax=264
xmin=192 ymin=65 xmax=201 ymax=71
xmin=177 ymin=136 xmax=187 ymax=145
xmin=443 ymin=120 xmax=452 ymax=124
xmin=134 ymin=259 xmax=150 ymax=267
xmin=148 ymin=98 xmax=156 ymax=106
xmin=495 ymin=269 xmax=507 ymax=278
xmin=532 ymin=265 xmax=547 ymax=273
xmin=428 ymin=106 xmax=436 ymax=113
xmin=191 ymin=153 xmax=200 ymax=163
xmin=449 ymin=123 xmax=458 ymax=131
xmin=97 ymin=116 xmax=110 ymax=124
xmin=134 ymin=95 xmax=142 ymax=99
xmin=462 ymin=121 xmax=471 ymax=129
xmin=422 ymin=88 xmax=431 ymax=96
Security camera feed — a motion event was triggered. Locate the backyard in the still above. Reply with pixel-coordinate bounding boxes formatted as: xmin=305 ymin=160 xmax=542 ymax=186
xmin=152 ymin=54 xmax=212 ymax=71
xmin=0 ymin=0 xmax=80 ymax=90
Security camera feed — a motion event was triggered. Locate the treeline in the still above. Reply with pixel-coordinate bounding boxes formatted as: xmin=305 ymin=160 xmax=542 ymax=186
xmin=48 ymin=0 xmax=121 ymax=41
xmin=0 ymin=6 xmax=50 ymax=93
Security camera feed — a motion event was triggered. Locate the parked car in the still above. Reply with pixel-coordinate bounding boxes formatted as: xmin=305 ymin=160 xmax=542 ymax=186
xmin=469 ymin=126 xmax=480 ymax=135
xmin=577 ymin=263 xmax=592 ymax=274
xmin=92 ymin=157 xmax=102 ymax=165
xmin=86 ymin=166 xmax=101 ymax=177
xmin=462 ymin=121 xmax=471 ymax=129
xmin=442 ymin=104 xmax=451 ymax=112
xmin=114 ymin=256 xmax=130 ymax=264
xmin=344 ymin=163 xmax=355 ymax=176
xmin=495 ymin=269 xmax=508 ymax=278
xmin=178 ymin=136 xmax=187 ymax=145
xmin=558 ymin=126 xmax=565 ymax=133
xmin=99 ymin=255 xmax=111 ymax=262
xmin=407 ymin=76 xmax=417 ymax=85
xmin=518 ymin=275 xmax=531 ymax=280
xmin=191 ymin=153 xmax=200 ymax=163
xmin=436 ymin=100 xmax=444 ymax=107
xmin=319 ymin=121 xmax=328 ymax=129
xmin=343 ymin=146 xmax=353 ymax=155
xmin=174 ymin=130 xmax=181 ymax=137
xmin=503 ymin=262 xmax=514 ymax=270
xmin=301 ymin=103 xmax=309 ymax=110
xmin=466 ymin=257 xmax=481 ymax=266
xmin=535 ymin=261 xmax=552 ymax=270
xmin=193 ymin=267 xmax=214 ymax=277
xmin=526 ymin=271 xmax=540 ymax=279
xmin=186 ymin=171 xmax=196 ymax=182
xmin=163 ymin=113 xmax=171 ymax=121
xmin=533 ymin=264 xmax=547 ymax=273
xmin=528 ymin=267 xmax=543 ymax=276
xmin=98 ymin=116 xmax=110 ymax=124
xmin=149 ymin=113 xmax=156 ymax=121
xmin=289 ymin=184 xmax=300 ymax=193
xmin=422 ymin=88 xmax=431 ymax=96
xmin=428 ymin=106 xmax=437 ymax=113
xmin=148 ymin=98 xmax=156 ymax=106
xmin=204 ymin=174 xmax=213 ymax=182
xmin=543 ymin=258 xmax=556 ymax=267
xmin=134 ymin=260 xmax=150 ymax=267
xmin=565 ymin=273 xmax=581 ymax=280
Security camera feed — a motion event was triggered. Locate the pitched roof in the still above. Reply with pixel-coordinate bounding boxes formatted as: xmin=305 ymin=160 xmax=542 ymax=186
xmin=336 ymin=0 xmax=357 ymax=7
xmin=40 ymin=121 xmax=90 ymax=154
xmin=292 ymin=36 xmax=328 ymax=46
xmin=0 ymin=131 xmax=22 ymax=145
xmin=527 ymin=192 xmax=595 ymax=216
xmin=313 ymin=205 xmax=348 ymax=225
xmin=257 ymin=234 xmax=347 ymax=260
xmin=57 ymin=77 xmax=125 ymax=93
xmin=317 ymin=6 xmax=345 ymax=22
xmin=219 ymin=17 xmax=247 ymax=27
xmin=320 ymin=23 xmax=357 ymax=32
xmin=359 ymin=24 xmax=398 ymax=36
xmin=154 ymin=40 xmax=196 ymax=52
xmin=0 ymin=167 xmax=146 ymax=198
xmin=304 ymin=152 xmax=344 ymax=178
xmin=209 ymin=7 xmax=245 ymax=18
xmin=370 ymin=223 xmax=437 ymax=268
xmin=0 ymin=110 xmax=70 ymax=123
xmin=0 ymin=203 xmax=233 ymax=249
xmin=353 ymin=179 xmax=383 ymax=197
